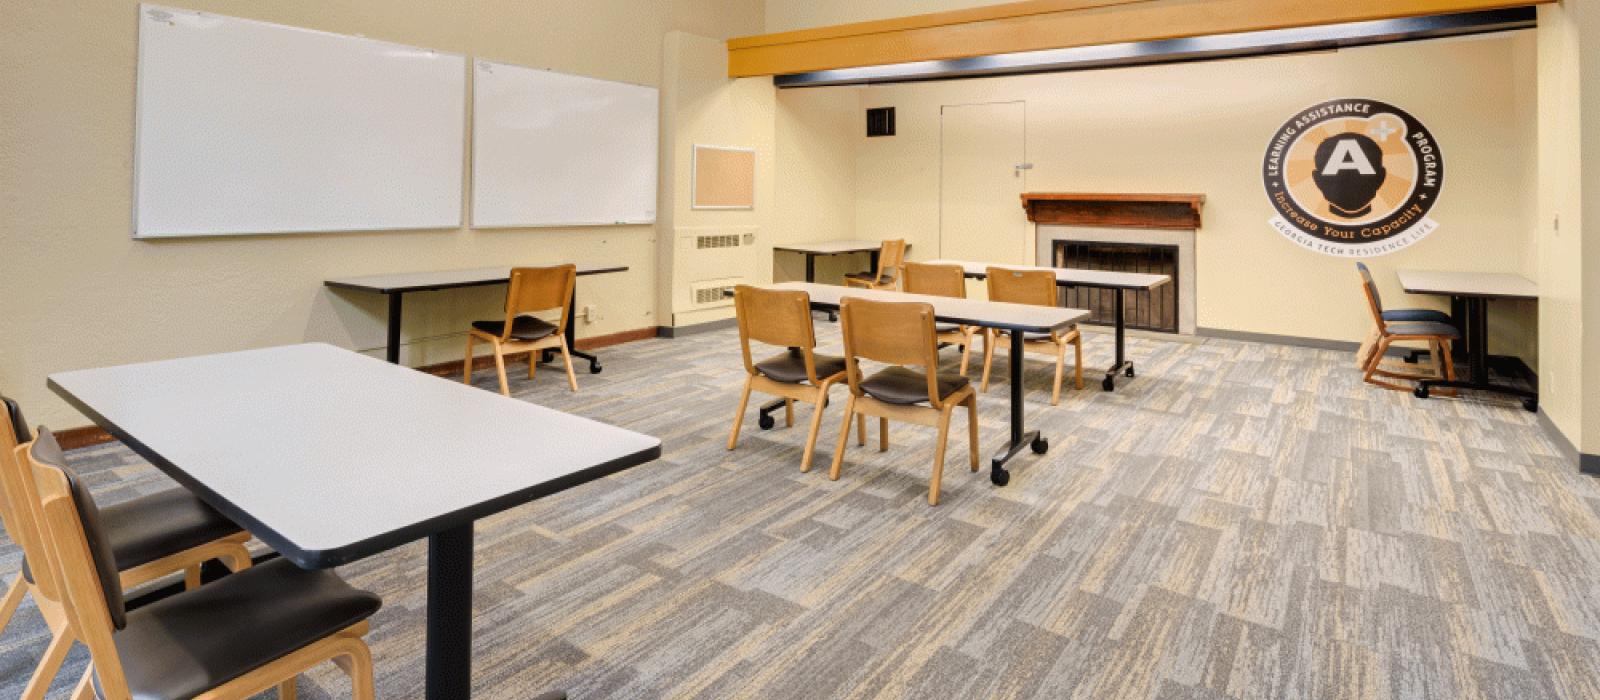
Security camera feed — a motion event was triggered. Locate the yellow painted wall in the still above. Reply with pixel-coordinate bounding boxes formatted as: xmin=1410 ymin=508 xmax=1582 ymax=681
xmin=1536 ymin=2 xmax=1586 ymax=450
xmin=0 ymin=1 xmax=762 ymax=428
xmin=836 ymin=34 xmax=1539 ymax=358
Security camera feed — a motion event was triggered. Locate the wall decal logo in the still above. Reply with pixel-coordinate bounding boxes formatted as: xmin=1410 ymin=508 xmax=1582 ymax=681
xmin=1263 ymin=99 xmax=1443 ymax=257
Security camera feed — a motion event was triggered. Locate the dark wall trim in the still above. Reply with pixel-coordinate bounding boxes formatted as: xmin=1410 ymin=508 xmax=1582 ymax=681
xmin=659 ymin=317 xmax=738 ymax=338
xmin=776 ymin=8 xmax=1536 ymax=88
xmin=1583 ymin=453 xmax=1600 ymax=477
xmin=1198 ymin=327 xmax=1363 ymax=353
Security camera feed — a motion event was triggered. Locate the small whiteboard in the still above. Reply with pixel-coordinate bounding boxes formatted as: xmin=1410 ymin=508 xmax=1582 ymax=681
xmin=133 ymin=5 xmax=466 ymax=238
xmin=471 ymin=61 xmax=658 ymax=228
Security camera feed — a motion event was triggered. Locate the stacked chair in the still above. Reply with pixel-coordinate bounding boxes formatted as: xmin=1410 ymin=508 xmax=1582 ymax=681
xmin=979 ymin=267 xmax=1084 ymax=405
xmin=830 ymin=297 xmax=980 ymax=506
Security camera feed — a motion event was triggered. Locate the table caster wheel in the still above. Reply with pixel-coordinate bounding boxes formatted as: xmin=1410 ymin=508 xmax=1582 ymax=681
xmin=590 ymin=363 xmax=603 ymax=374
xmin=1124 ymin=366 xmax=1136 ymax=378
xmin=758 ymin=414 xmax=775 ymax=430
xmin=990 ymin=468 xmax=1010 ymax=486
xmin=1031 ymin=437 xmax=1048 ymax=454
xmin=1102 ymin=376 xmax=1116 ymax=392
xmin=1523 ymin=398 xmax=1538 ymax=413
xmin=1414 ymin=386 xmax=1430 ymax=399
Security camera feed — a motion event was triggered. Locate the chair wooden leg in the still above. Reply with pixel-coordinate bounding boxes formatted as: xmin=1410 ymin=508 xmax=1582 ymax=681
xmin=830 ymin=395 xmax=857 ymax=481
xmin=980 ymin=330 xmax=996 ymax=392
xmin=1356 ymin=327 xmax=1380 ymax=370
xmin=965 ymin=395 xmax=979 ymax=472
xmin=929 ymin=406 xmax=954 ymax=506
xmin=492 ymin=344 xmax=510 ymax=397
xmin=800 ymin=386 xmax=828 ymax=473
xmin=528 ymin=349 xmax=538 ymax=380
xmin=959 ymin=336 xmax=973 ymax=377
xmin=879 ymin=417 xmax=889 ymax=452
xmin=1441 ymin=340 xmax=1457 ymax=381
xmin=1073 ymin=337 xmax=1084 ymax=390
xmin=278 ymin=677 xmax=297 ymax=700
xmin=462 ymin=334 xmax=476 ymax=384
xmin=856 ymin=412 xmax=866 ymax=447
xmin=70 ymin=669 xmax=95 ymax=700
xmin=336 ymin=641 xmax=376 ymax=700
xmin=184 ymin=565 xmax=201 ymax=590
xmin=1050 ymin=341 xmax=1066 ymax=406
xmin=0 ymin=575 xmax=26 ymax=633
xmin=23 ymin=630 xmax=73 ymax=700
xmin=559 ymin=338 xmax=579 ymax=392
xmin=727 ymin=376 xmax=753 ymax=450
xmin=785 ymin=399 xmax=795 ymax=428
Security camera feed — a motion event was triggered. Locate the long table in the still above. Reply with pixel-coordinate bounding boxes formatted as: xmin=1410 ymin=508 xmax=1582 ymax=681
xmin=325 ymin=263 xmax=627 ymax=372
xmin=773 ymin=240 xmax=887 ymax=283
xmin=925 ymin=259 xmax=1171 ymax=391
xmin=49 ymin=343 xmax=661 ymax=699
xmin=754 ymin=282 xmax=1089 ymax=483
xmin=1397 ymin=269 xmax=1538 ymax=412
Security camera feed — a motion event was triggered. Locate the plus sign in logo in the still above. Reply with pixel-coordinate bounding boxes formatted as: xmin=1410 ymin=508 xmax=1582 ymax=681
xmin=1263 ymin=99 xmax=1444 ymax=257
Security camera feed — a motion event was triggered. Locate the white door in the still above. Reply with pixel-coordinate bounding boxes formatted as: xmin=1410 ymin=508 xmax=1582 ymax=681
xmin=940 ymin=101 xmax=1029 ymax=276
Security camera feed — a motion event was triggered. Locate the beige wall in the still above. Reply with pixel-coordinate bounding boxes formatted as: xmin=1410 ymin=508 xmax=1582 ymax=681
xmin=831 ymin=34 xmax=1539 ymax=357
xmin=1536 ymin=2 xmax=1587 ymax=449
xmin=0 ymin=1 xmax=762 ymax=429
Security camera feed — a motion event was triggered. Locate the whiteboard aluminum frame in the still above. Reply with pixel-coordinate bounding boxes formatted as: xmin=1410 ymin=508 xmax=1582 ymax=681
xmin=132 ymin=4 xmax=468 ymax=239
xmin=690 ymin=144 xmax=757 ymax=211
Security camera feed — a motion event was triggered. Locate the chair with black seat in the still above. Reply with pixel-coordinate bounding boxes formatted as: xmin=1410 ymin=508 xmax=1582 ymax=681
xmin=465 ymin=264 xmax=579 ymax=397
xmin=727 ymin=285 xmax=849 ymax=473
xmin=902 ymin=262 xmax=978 ymax=377
xmin=1 ymin=398 xmax=254 ymax=700
xmin=1357 ymin=268 xmax=1458 ymax=392
xmin=978 ymin=267 xmax=1084 ymax=405
xmin=24 ymin=428 xmax=379 ymax=700
xmin=843 ymin=239 xmax=906 ymax=291
xmin=1355 ymin=262 xmax=1453 ymax=369
xmin=829 ymin=297 xmax=979 ymax=506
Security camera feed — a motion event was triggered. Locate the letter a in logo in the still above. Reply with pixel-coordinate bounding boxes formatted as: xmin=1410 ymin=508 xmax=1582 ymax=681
xmin=1321 ymin=138 xmax=1378 ymax=175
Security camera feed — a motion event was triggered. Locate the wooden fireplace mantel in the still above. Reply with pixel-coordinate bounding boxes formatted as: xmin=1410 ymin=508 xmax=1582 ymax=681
xmin=1020 ymin=193 xmax=1206 ymax=230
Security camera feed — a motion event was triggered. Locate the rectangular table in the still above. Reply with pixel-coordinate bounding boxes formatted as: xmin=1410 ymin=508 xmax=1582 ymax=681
xmin=325 ymin=263 xmax=627 ymax=372
xmin=926 ymin=260 xmax=1171 ymax=391
xmin=772 ymin=240 xmax=887 ymax=283
xmin=755 ymin=282 xmax=1089 ymax=482
xmin=1396 ymin=269 xmax=1539 ymax=411
xmin=49 ymin=343 xmax=661 ymax=699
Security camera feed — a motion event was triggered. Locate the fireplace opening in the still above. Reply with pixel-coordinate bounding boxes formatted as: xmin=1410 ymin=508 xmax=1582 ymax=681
xmin=1053 ymin=241 xmax=1179 ymax=333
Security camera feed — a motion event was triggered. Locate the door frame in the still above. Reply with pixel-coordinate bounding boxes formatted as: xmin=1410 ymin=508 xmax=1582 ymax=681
xmin=938 ymin=100 xmax=1028 ymax=261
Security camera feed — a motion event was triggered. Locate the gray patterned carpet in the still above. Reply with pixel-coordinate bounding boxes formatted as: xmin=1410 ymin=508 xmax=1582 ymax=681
xmin=3 ymin=325 xmax=1597 ymax=699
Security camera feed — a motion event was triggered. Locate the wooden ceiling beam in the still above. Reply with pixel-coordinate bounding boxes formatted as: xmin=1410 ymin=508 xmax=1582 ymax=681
xmin=727 ymin=0 xmax=1551 ymax=77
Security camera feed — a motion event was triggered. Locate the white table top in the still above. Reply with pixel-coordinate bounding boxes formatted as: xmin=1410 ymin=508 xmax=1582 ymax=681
xmin=324 ymin=263 xmax=626 ymax=294
xmin=1396 ymin=269 xmax=1538 ymax=300
xmin=48 ymin=343 xmax=661 ymax=568
xmin=764 ymin=282 xmax=1088 ymax=333
xmin=925 ymin=259 xmax=1171 ymax=291
xmin=771 ymin=240 xmax=886 ymax=255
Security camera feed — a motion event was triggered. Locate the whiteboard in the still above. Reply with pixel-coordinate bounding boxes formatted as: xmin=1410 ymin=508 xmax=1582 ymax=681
xmin=133 ymin=5 xmax=466 ymax=238
xmin=471 ymin=60 xmax=658 ymax=228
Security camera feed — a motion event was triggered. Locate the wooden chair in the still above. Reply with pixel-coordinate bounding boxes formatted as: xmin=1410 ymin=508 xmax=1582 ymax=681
xmin=843 ymin=239 xmax=907 ymax=291
xmin=1358 ymin=270 xmax=1459 ymax=392
xmin=978 ymin=267 xmax=1084 ymax=405
xmin=727 ymin=286 xmax=849 ymax=473
xmin=829 ymin=297 xmax=979 ymax=506
xmin=1 ymin=399 xmax=253 ymax=700
xmin=1354 ymin=262 xmax=1453 ymax=369
xmin=902 ymin=262 xmax=979 ymax=377
xmin=24 ymin=428 xmax=380 ymax=700
xmin=465 ymin=264 xmax=579 ymax=397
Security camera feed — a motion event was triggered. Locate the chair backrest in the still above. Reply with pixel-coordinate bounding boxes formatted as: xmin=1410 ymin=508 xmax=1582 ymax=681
xmin=1355 ymin=262 xmax=1386 ymax=330
xmin=733 ymin=285 xmax=822 ymax=381
xmin=986 ymin=267 xmax=1057 ymax=306
xmin=838 ymin=297 xmax=945 ymax=405
xmin=903 ymin=262 xmax=967 ymax=299
xmin=502 ymin=265 xmax=577 ymax=340
xmin=0 ymin=397 xmax=67 ymax=606
xmin=875 ymin=239 xmax=907 ymax=284
xmin=26 ymin=430 xmax=133 ymax=695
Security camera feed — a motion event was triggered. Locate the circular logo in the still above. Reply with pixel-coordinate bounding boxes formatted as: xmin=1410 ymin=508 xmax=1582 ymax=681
xmin=1263 ymin=99 xmax=1443 ymax=257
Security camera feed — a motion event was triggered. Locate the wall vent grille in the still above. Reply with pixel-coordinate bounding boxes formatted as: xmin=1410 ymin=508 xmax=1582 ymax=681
xmin=692 ymin=283 xmax=738 ymax=307
xmin=696 ymin=233 xmax=743 ymax=249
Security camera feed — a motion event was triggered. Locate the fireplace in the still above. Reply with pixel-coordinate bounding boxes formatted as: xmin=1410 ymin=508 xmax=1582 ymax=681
xmin=1052 ymin=241 xmax=1179 ymax=333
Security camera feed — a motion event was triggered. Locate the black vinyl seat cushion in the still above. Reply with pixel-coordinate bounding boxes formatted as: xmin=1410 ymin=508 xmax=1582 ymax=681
xmin=108 ymin=557 xmax=381 ymax=700
xmin=755 ymin=350 xmax=846 ymax=385
xmin=1386 ymin=320 xmax=1461 ymax=339
xmin=860 ymin=366 xmax=969 ymax=405
xmin=471 ymin=316 xmax=558 ymax=342
xmin=102 ymin=488 xmax=245 ymax=572
xmin=1382 ymin=308 xmax=1451 ymax=323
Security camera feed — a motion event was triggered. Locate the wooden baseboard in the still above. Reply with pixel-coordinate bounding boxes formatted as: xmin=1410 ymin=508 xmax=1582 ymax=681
xmin=55 ymin=327 xmax=662 ymax=450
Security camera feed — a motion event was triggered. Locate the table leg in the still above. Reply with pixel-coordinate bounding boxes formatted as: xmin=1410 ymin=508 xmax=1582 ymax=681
xmin=427 ymin=523 xmax=475 ymax=700
xmin=1416 ymin=296 xmax=1538 ymax=412
xmin=386 ymin=293 xmax=404 ymax=364
xmin=805 ymin=254 xmax=816 ymax=283
xmin=553 ymin=283 xmax=603 ymax=374
xmin=990 ymin=330 xmax=1045 ymax=485
xmin=1102 ymin=288 xmax=1134 ymax=391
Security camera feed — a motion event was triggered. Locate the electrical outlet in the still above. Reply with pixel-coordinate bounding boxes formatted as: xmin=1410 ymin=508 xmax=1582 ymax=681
xmin=581 ymin=304 xmax=600 ymax=323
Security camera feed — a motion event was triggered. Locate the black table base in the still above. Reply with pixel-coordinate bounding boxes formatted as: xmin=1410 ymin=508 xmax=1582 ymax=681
xmin=1416 ymin=295 xmax=1538 ymax=412
xmin=1100 ymin=288 xmax=1136 ymax=392
xmin=990 ymin=330 xmax=1047 ymax=484
xmin=427 ymin=523 xmax=476 ymax=700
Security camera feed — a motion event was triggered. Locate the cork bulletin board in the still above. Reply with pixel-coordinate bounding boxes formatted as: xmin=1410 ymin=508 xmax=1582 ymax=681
xmin=692 ymin=145 xmax=755 ymax=210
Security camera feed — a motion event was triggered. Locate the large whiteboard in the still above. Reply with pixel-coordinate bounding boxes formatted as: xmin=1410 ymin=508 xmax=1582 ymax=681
xmin=471 ymin=60 xmax=658 ymax=228
xmin=133 ymin=5 xmax=466 ymax=238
